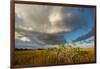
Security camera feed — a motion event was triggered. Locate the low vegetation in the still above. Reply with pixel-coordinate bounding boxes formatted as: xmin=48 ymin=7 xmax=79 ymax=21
xmin=14 ymin=43 xmax=95 ymax=66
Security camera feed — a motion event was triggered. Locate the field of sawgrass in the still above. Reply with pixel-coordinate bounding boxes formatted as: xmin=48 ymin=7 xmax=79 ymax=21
xmin=14 ymin=45 xmax=96 ymax=66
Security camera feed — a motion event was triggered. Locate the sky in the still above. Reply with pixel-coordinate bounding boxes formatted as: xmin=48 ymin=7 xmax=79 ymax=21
xmin=15 ymin=4 xmax=95 ymax=49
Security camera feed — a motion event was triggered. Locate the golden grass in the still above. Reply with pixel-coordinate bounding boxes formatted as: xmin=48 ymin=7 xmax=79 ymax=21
xmin=14 ymin=47 xmax=95 ymax=66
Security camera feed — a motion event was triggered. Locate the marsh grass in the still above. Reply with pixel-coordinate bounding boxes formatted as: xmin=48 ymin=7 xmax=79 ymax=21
xmin=14 ymin=44 xmax=95 ymax=66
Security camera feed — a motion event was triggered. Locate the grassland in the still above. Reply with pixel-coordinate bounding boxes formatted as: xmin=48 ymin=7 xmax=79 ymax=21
xmin=14 ymin=45 xmax=96 ymax=66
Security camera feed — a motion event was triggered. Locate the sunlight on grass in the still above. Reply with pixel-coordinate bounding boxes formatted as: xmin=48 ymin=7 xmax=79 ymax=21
xmin=14 ymin=43 xmax=95 ymax=66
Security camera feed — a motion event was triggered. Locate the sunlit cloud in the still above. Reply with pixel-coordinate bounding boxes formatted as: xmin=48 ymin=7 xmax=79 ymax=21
xmin=20 ymin=37 xmax=31 ymax=42
xmin=48 ymin=7 xmax=72 ymax=33
xmin=15 ymin=4 xmax=95 ymax=49
xmin=18 ymin=25 xmax=33 ymax=31
xmin=15 ymin=32 xmax=31 ymax=42
xmin=15 ymin=4 xmax=74 ymax=34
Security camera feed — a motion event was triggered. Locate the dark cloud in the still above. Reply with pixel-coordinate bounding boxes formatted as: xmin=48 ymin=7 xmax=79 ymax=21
xmin=15 ymin=4 xmax=95 ymax=49
xmin=15 ymin=4 xmax=89 ymax=34
xmin=15 ymin=28 xmax=66 ymax=46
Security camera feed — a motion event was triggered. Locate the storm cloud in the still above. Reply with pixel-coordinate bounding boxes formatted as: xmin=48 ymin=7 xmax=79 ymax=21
xmin=15 ymin=4 xmax=89 ymax=34
xmin=15 ymin=4 xmax=95 ymax=49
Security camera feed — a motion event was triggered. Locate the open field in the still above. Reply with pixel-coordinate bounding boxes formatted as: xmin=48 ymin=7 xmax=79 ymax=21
xmin=14 ymin=47 xmax=95 ymax=66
